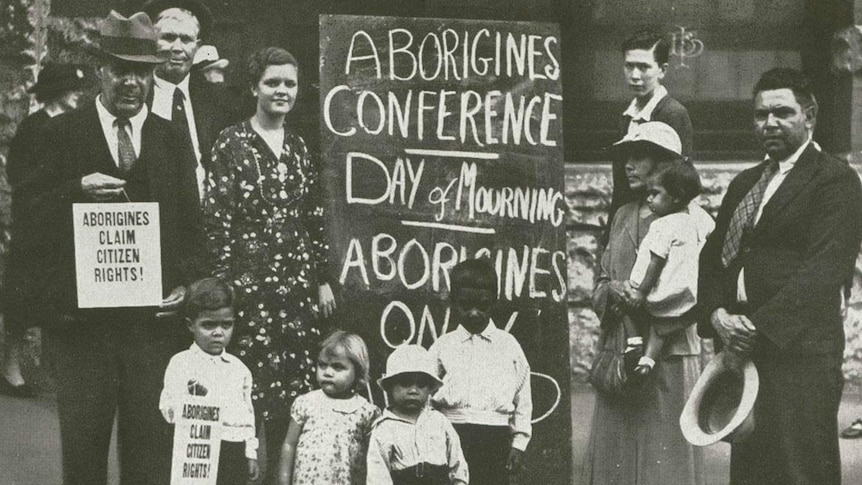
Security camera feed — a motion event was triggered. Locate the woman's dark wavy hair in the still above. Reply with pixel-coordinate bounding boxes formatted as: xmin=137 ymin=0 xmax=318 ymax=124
xmin=247 ymin=46 xmax=298 ymax=89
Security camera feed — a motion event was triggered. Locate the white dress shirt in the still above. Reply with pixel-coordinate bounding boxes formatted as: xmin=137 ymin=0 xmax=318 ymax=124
xmin=95 ymin=96 xmax=147 ymax=166
xmin=160 ymin=343 xmax=258 ymax=459
xmin=622 ymin=84 xmax=669 ymax=135
xmin=151 ymin=74 xmax=205 ymax=196
xmin=429 ymin=322 xmax=533 ymax=451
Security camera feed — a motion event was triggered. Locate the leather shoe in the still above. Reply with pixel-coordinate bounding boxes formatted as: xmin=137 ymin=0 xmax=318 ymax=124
xmin=0 ymin=376 xmax=37 ymax=399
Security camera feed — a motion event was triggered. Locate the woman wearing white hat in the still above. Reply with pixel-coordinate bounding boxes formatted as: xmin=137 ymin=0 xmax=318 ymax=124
xmin=582 ymin=122 xmax=711 ymax=485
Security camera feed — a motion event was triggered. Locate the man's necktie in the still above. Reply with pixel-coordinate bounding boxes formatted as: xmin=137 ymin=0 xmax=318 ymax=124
xmin=115 ymin=118 xmax=136 ymax=172
xmin=172 ymin=87 xmax=195 ymax=156
xmin=720 ymin=159 xmax=779 ymax=267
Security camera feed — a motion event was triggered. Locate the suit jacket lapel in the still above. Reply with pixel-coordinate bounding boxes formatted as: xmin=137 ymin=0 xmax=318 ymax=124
xmin=140 ymin=117 xmax=166 ymax=204
xmin=81 ymin=104 xmax=120 ymax=176
xmin=756 ymin=144 xmax=819 ymax=227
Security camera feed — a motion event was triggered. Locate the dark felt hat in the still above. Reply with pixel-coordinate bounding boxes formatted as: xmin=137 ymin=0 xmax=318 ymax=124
xmin=141 ymin=0 xmax=214 ymax=40
xmin=28 ymin=63 xmax=88 ymax=99
xmin=92 ymin=10 xmax=166 ymax=64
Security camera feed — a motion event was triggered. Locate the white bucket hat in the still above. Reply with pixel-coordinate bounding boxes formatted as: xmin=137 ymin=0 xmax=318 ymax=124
xmin=610 ymin=121 xmax=683 ymax=159
xmin=680 ymin=351 xmax=759 ymax=446
xmin=377 ymin=345 xmax=443 ymax=391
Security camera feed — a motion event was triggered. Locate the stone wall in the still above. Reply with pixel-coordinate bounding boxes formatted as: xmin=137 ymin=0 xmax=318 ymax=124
xmin=565 ymin=160 xmax=862 ymax=387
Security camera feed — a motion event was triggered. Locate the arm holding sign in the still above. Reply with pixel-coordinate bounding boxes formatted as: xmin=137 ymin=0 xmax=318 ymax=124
xmin=80 ymin=173 xmax=126 ymax=201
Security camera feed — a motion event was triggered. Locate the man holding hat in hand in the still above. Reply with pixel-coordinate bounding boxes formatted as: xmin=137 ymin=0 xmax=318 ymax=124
xmin=22 ymin=10 xmax=205 ymax=484
xmin=698 ymin=67 xmax=862 ymax=484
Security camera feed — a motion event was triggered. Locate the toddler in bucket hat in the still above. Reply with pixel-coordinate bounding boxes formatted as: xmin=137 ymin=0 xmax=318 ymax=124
xmin=377 ymin=344 xmax=443 ymax=392
xmin=369 ymin=345 xmax=468 ymax=485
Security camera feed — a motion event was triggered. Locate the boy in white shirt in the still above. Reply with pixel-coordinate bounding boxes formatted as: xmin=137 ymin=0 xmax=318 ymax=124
xmin=160 ymin=277 xmax=259 ymax=485
xmin=429 ymin=258 xmax=532 ymax=485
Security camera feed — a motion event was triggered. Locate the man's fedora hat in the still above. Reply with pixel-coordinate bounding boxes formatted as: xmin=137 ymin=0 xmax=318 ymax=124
xmin=142 ymin=0 xmax=214 ymax=41
xmin=92 ymin=11 xmax=166 ymax=64
xmin=680 ymin=351 xmax=759 ymax=446
xmin=28 ymin=63 xmax=88 ymax=98
xmin=193 ymin=45 xmax=229 ymax=71
xmin=608 ymin=121 xmax=683 ymax=160
xmin=377 ymin=345 xmax=443 ymax=391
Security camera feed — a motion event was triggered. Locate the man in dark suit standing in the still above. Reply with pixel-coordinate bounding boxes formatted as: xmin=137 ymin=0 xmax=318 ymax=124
xmin=698 ymin=67 xmax=862 ymax=484
xmin=23 ymin=11 xmax=205 ymax=485
xmin=143 ymin=0 xmax=238 ymax=200
xmin=607 ymin=29 xmax=694 ymax=237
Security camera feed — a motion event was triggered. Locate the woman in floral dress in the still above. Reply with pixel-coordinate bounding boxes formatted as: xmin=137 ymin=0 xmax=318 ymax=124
xmin=203 ymin=46 xmax=336 ymax=483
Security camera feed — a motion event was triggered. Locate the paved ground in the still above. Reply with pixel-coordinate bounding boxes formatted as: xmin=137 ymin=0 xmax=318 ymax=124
xmin=571 ymin=384 xmax=862 ymax=485
xmin=4 ymin=385 xmax=862 ymax=484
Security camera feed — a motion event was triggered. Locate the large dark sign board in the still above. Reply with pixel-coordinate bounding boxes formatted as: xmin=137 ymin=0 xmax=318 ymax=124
xmin=320 ymin=14 xmax=570 ymax=483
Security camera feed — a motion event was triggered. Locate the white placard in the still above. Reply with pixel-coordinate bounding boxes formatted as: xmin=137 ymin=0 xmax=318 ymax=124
xmin=170 ymin=395 xmax=223 ymax=485
xmin=73 ymin=203 xmax=162 ymax=308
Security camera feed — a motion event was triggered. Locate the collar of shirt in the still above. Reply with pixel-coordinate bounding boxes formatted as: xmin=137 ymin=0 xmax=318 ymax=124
xmin=189 ymin=341 xmax=230 ymax=363
xmin=454 ymin=322 xmax=495 ymax=343
xmin=764 ymin=135 xmax=815 ymax=175
xmin=622 ymin=84 xmax=668 ymax=122
xmin=154 ymin=73 xmax=191 ymax=103
xmin=377 ymin=406 xmax=431 ymax=425
xmin=95 ymin=96 xmax=147 ymax=164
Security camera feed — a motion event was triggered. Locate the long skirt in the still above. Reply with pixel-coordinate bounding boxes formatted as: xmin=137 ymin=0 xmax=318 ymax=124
xmin=582 ymin=354 xmax=705 ymax=485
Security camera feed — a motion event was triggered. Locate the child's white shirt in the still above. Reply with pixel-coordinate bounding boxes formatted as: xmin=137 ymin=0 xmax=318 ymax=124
xmin=629 ymin=206 xmax=715 ymax=317
xmin=159 ymin=343 xmax=258 ymax=459
xmin=429 ymin=323 xmax=532 ymax=451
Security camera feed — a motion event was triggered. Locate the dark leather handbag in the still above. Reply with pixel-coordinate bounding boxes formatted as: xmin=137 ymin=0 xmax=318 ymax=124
xmin=588 ymin=314 xmax=631 ymax=398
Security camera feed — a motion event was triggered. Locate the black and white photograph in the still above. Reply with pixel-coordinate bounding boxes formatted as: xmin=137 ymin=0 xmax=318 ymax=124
xmin=1 ymin=1 xmax=861 ymax=484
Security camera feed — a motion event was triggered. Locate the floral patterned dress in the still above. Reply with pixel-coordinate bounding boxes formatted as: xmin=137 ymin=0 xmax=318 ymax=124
xmin=204 ymin=120 xmax=330 ymax=422
xmin=290 ymin=390 xmax=380 ymax=485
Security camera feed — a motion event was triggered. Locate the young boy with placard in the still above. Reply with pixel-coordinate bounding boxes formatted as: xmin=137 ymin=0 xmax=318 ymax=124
xmin=160 ymin=277 xmax=259 ymax=484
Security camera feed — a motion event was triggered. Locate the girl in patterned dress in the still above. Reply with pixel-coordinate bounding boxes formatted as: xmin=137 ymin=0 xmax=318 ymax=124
xmin=203 ymin=46 xmax=337 ymax=483
xmin=276 ymin=331 xmax=380 ymax=485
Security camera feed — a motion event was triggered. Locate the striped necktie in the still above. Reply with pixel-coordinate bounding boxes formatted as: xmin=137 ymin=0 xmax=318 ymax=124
xmin=115 ymin=118 xmax=136 ymax=172
xmin=720 ymin=159 xmax=779 ymax=267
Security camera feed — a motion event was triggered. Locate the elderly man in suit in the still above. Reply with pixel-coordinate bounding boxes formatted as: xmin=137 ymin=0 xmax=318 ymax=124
xmin=697 ymin=67 xmax=862 ymax=484
xmin=142 ymin=0 xmax=239 ymax=200
xmin=22 ymin=11 xmax=205 ymax=485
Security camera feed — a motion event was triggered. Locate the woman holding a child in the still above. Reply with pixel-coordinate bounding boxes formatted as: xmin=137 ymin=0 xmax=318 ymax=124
xmin=203 ymin=46 xmax=336 ymax=483
xmin=582 ymin=122 xmax=711 ymax=485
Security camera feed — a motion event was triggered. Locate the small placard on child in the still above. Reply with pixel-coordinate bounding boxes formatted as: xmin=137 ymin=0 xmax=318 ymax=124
xmin=72 ymin=203 xmax=162 ymax=308
xmin=170 ymin=395 xmax=223 ymax=485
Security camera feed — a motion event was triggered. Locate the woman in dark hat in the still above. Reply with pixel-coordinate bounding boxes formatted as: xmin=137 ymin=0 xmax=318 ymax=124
xmin=1 ymin=62 xmax=90 ymax=398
